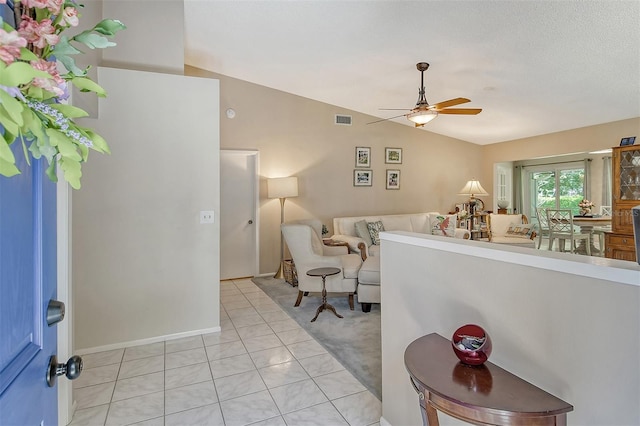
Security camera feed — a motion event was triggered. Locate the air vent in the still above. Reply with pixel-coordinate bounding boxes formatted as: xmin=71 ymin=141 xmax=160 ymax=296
xmin=335 ymin=114 xmax=352 ymax=126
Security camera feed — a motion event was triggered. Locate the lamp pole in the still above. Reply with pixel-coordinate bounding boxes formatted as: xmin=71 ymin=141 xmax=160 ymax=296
xmin=274 ymin=196 xmax=287 ymax=279
xmin=267 ymin=176 xmax=298 ymax=280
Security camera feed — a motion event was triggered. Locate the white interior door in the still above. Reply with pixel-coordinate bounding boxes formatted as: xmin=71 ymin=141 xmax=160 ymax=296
xmin=220 ymin=150 xmax=258 ymax=280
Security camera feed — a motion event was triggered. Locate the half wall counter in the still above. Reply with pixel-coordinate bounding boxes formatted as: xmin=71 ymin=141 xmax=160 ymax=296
xmin=379 ymin=231 xmax=639 ymax=426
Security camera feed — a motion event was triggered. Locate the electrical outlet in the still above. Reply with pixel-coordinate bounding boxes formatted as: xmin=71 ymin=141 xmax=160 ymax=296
xmin=200 ymin=211 xmax=215 ymax=224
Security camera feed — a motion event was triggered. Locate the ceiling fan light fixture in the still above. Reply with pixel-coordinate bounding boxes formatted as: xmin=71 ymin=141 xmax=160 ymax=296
xmin=407 ymin=109 xmax=438 ymax=125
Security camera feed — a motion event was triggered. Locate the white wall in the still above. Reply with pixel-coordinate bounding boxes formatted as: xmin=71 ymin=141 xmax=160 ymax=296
xmin=380 ymin=232 xmax=640 ymax=425
xmin=102 ymin=0 xmax=184 ymax=75
xmin=185 ymin=66 xmax=484 ymax=274
xmin=73 ymin=68 xmax=220 ymax=350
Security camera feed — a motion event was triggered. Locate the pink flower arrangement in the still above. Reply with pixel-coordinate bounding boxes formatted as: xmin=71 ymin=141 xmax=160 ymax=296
xmin=0 ymin=28 xmax=26 ymax=63
xmin=0 ymin=0 xmax=125 ymax=188
xmin=578 ymin=199 xmax=595 ymax=209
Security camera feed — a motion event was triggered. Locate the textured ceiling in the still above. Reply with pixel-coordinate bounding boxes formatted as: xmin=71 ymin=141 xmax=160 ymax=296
xmin=183 ymin=1 xmax=640 ymax=145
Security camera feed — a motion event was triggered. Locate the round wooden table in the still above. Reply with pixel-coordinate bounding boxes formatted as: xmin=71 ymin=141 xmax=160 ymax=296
xmin=305 ymin=267 xmax=342 ymax=322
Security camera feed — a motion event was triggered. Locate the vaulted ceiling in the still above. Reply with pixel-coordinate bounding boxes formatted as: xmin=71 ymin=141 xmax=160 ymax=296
xmin=183 ymin=1 xmax=640 ymax=145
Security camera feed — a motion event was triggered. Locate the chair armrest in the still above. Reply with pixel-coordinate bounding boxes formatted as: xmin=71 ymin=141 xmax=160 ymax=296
xmin=322 ymin=245 xmax=348 ymax=255
xmin=454 ymin=228 xmax=470 ymax=240
xmin=330 ymin=235 xmax=367 ymax=256
xmin=303 ymin=254 xmax=346 ymax=270
xmin=357 ymin=242 xmax=368 ymax=261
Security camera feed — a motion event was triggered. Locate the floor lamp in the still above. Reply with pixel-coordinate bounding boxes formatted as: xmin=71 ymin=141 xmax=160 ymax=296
xmin=268 ymin=176 xmax=299 ymax=279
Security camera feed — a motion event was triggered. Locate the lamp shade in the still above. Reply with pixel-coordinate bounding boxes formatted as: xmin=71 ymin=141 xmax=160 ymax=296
xmin=407 ymin=110 xmax=438 ymax=125
xmin=268 ymin=176 xmax=299 ymax=199
xmin=458 ymin=179 xmax=489 ymax=197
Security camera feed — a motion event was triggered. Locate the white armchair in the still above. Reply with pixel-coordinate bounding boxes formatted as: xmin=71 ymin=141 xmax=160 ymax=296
xmin=281 ymin=222 xmax=362 ymax=310
xmin=487 ymin=213 xmax=537 ymax=248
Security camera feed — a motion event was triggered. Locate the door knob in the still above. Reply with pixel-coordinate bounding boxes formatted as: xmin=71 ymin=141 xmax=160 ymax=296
xmin=248 ymin=220 xmax=253 ymax=224
xmin=46 ymin=355 xmax=83 ymax=387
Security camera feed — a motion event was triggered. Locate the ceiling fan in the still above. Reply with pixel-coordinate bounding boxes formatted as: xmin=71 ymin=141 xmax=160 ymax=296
xmin=370 ymin=62 xmax=482 ymax=127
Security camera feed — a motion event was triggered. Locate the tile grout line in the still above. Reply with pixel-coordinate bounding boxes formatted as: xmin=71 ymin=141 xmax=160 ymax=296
xmin=74 ymin=278 xmax=380 ymax=426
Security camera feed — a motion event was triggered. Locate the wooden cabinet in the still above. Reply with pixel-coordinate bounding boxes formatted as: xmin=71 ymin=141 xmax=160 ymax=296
xmin=606 ymin=145 xmax=640 ymax=260
xmin=604 ymin=233 xmax=636 ymax=261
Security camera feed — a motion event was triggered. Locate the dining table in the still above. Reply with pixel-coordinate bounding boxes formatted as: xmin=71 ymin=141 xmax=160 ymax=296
xmin=572 ymin=215 xmax=612 ymax=255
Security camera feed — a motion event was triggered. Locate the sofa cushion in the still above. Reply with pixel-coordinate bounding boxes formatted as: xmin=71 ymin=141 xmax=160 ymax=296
xmin=368 ymin=245 xmax=381 ymax=257
xmin=410 ymin=214 xmax=429 ymax=233
xmin=358 ymin=255 xmax=380 ymax=285
xmin=340 ymin=254 xmax=363 ymax=279
xmin=429 ymin=214 xmax=457 ymax=237
xmin=354 ymin=220 xmax=374 ymax=247
xmin=367 ymin=220 xmax=385 ymax=245
xmin=381 ymin=216 xmax=413 ymax=232
xmin=490 ymin=236 xmax=536 ymax=247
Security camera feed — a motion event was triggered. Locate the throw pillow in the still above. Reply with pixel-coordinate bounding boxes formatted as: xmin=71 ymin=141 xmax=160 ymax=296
xmin=505 ymin=222 xmax=536 ymax=239
xmin=367 ymin=220 xmax=385 ymax=245
xmin=354 ymin=220 xmax=374 ymax=247
xmin=429 ymin=214 xmax=457 ymax=237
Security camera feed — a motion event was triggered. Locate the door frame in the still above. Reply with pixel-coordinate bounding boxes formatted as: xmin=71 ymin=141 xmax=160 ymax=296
xmin=56 ymin=177 xmax=73 ymax=425
xmin=220 ymin=149 xmax=260 ymax=278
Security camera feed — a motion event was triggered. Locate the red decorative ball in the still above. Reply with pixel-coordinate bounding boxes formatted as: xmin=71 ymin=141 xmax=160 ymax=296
xmin=451 ymin=324 xmax=492 ymax=365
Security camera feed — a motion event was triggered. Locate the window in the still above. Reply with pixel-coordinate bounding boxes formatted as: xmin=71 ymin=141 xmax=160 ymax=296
xmin=523 ymin=162 xmax=586 ymax=218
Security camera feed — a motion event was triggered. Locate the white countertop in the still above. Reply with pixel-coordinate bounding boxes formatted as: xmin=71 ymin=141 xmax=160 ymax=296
xmin=380 ymin=231 xmax=640 ymax=287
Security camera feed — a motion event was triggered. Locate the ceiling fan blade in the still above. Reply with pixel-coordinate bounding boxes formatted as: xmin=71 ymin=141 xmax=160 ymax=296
xmin=437 ymin=108 xmax=482 ymax=115
xmin=367 ymin=113 xmax=408 ymax=125
xmin=428 ymin=97 xmax=470 ymax=110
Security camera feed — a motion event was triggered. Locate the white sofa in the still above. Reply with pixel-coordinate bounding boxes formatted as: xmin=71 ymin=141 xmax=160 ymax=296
xmin=331 ymin=213 xmax=470 ymax=312
xmin=332 ymin=212 xmax=470 ymax=260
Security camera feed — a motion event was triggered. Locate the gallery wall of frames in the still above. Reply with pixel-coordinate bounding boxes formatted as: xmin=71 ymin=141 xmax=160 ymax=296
xmin=354 ymin=146 xmax=403 ymax=190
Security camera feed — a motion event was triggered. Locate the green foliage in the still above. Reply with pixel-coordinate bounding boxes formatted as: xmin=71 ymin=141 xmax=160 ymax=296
xmin=537 ymin=195 xmax=583 ymax=214
xmin=0 ymin=4 xmax=125 ymax=189
xmin=533 ymin=168 xmax=586 ymax=215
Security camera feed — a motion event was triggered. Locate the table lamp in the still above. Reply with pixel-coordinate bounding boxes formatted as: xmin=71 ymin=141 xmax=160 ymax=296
xmin=458 ymin=179 xmax=489 ymax=213
xmin=268 ymin=176 xmax=299 ymax=279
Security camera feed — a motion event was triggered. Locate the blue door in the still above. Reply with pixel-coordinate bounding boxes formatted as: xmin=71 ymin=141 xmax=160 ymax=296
xmin=0 ymin=137 xmax=58 ymax=424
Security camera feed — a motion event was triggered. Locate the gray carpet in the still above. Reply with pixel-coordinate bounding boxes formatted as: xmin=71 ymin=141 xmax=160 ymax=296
xmin=251 ymin=276 xmax=382 ymax=400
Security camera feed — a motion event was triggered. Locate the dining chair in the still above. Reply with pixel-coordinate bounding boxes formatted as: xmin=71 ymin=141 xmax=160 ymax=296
xmin=535 ymin=207 xmax=550 ymax=249
xmin=591 ymin=206 xmax=613 ymax=255
xmin=546 ymin=209 xmax=591 ymax=255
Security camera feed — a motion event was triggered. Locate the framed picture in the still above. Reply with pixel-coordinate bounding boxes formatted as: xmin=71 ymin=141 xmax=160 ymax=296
xmin=620 ymin=136 xmax=636 ymax=146
xmin=386 ymin=169 xmax=400 ymax=190
xmin=354 ymin=169 xmax=372 ymax=186
xmin=385 ymin=147 xmax=402 ymax=164
xmin=355 ymin=146 xmax=371 ymax=167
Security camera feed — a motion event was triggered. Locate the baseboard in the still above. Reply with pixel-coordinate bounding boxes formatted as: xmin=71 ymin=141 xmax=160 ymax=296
xmin=75 ymin=326 xmax=221 ymax=355
xmin=255 ymin=272 xmax=275 ymax=278
xmin=380 ymin=416 xmax=392 ymax=426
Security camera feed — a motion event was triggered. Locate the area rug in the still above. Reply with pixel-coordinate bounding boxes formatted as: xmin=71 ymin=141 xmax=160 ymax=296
xmin=252 ymin=276 xmax=381 ymax=400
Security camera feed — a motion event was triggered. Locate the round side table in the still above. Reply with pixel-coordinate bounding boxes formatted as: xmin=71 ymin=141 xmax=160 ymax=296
xmin=305 ymin=267 xmax=342 ymax=322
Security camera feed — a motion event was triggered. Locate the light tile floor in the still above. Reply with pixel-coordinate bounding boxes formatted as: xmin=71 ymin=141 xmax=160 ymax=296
xmin=70 ymin=279 xmax=381 ymax=426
